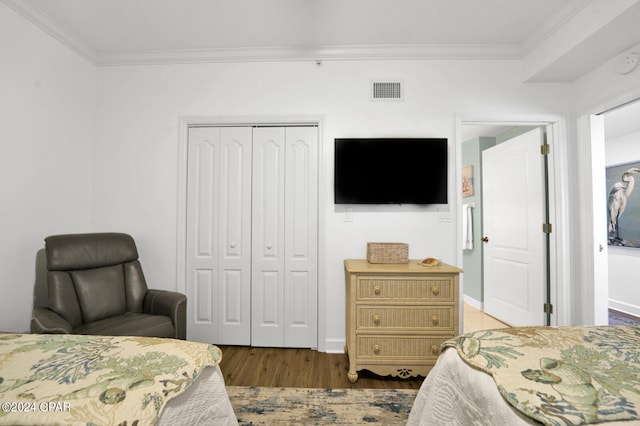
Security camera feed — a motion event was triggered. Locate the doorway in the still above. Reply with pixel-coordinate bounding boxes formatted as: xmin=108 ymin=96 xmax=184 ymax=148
xmin=582 ymin=99 xmax=640 ymax=326
xmin=459 ymin=120 xmax=566 ymax=327
xmin=602 ymin=100 xmax=640 ymax=322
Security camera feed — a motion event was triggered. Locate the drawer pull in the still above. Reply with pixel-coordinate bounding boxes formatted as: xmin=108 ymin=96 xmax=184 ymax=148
xmin=373 ymin=314 xmax=380 ymax=325
xmin=431 ymin=344 xmax=439 ymax=355
xmin=374 ymin=286 xmax=381 ymax=296
xmin=373 ymin=344 xmax=381 ymax=355
xmin=431 ymin=315 xmax=439 ymax=325
xmin=431 ymin=286 xmax=440 ymax=295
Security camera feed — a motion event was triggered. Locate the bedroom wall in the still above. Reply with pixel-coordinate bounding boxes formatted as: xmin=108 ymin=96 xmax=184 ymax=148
xmin=0 ymin=4 xmax=96 ymax=331
xmin=93 ymin=60 xmax=572 ymax=351
xmin=605 ymin=130 xmax=640 ymax=317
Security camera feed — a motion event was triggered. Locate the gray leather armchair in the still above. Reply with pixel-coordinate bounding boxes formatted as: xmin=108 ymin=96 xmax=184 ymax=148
xmin=31 ymin=233 xmax=186 ymax=339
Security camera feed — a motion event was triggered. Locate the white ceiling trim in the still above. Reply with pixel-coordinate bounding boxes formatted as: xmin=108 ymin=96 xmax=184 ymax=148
xmin=95 ymin=44 xmax=523 ymax=67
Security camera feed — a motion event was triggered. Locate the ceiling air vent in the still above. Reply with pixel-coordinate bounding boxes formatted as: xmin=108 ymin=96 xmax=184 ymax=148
xmin=371 ymin=80 xmax=403 ymax=101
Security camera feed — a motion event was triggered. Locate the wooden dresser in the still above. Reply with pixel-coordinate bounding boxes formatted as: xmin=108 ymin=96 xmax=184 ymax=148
xmin=344 ymin=259 xmax=461 ymax=383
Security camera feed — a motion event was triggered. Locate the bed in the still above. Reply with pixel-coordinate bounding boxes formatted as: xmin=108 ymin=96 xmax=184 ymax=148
xmin=0 ymin=333 xmax=238 ymax=425
xmin=407 ymin=325 xmax=640 ymax=425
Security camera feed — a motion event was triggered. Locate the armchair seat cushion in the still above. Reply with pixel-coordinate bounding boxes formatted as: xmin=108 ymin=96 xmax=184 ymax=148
xmin=74 ymin=312 xmax=175 ymax=338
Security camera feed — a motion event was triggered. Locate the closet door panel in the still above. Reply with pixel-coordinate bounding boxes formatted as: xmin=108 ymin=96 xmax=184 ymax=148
xmin=217 ymin=127 xmax=252 ymax=344
xmin=251 ymin=127 xmax=286 ymax=346
xmin=258 ymin=271 xmax=281 ymax=324
xmin=186 ymin=127 xmax=221 ymax=343
xmin=196 ymin=270 xmax=214 ymax=322
xmin=284 ymin=127 xmax=318 ymax=347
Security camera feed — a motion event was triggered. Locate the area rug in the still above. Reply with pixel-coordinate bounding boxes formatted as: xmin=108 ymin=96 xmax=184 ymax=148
xmin=227 ymin=386 xmax=418 ymax=425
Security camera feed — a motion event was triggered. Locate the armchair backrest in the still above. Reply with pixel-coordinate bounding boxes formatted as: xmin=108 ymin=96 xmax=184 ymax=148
xmin=45 ymin=233 xmax=148 ymax=327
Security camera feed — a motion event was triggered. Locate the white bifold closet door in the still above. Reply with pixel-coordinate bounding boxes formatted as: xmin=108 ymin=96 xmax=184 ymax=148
xmin=251 ymin=126 xmax=318 ymax=348
xmin=186 ymin=125 xmax=318 ymax=348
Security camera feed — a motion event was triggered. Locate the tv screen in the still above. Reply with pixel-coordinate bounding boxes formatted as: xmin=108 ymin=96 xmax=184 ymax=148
xmin=334 ymin=138 xmax=448 ymax=204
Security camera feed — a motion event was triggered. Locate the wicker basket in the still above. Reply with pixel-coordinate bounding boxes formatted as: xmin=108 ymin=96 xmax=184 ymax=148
xmin=366 ymin=242 xmax=409 ymax=264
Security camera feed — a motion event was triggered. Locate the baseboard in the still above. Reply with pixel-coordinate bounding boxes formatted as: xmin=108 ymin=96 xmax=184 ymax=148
xmin=463 ymin=295 xmax=483 ymax=310
xmin=324 ymin=338 xmax=346 ymax=354
xmin=609 ymin=299 xmax=640 ymax=318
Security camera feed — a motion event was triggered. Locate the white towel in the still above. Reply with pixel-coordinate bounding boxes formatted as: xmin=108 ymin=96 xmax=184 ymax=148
xmin=462 ymin=203 xmax=474 ymax=250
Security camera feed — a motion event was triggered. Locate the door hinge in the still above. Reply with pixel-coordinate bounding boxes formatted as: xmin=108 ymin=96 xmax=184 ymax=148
xmin=541 ymin=144 xmax=550 ymax=155
xmin=544 ymin=303 xmax=554 ymax=314
xmin=543 ymin=223 xmax=553 ymax=233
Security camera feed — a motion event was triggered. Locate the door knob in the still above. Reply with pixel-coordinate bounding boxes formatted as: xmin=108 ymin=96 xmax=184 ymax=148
xmin=481 ymin=236 xmax=489 ymax=243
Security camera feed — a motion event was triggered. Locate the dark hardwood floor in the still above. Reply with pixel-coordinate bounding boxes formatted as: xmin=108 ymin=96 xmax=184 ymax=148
xmin=218 ymin=305 xmax=508 ymax=389
xmin=218 ymin=345 xmax=423 ymax=389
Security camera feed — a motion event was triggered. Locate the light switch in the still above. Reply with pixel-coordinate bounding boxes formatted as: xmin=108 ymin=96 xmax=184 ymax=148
xmin=438 ymin=208 xmax=452 ymax=223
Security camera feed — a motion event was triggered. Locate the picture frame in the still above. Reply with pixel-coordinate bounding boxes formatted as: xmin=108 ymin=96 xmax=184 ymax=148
xmin=462 ymin=165 xmax=474 ymax=198
xmin=606 ymin=160 xmax=640 ymax=247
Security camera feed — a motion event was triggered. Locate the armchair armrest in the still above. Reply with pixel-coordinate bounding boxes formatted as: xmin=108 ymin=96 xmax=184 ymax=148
xmin=143 ymin=290 xmax=187 ymax=339
xmin=31 ymin=307 xmax=73 ymax=334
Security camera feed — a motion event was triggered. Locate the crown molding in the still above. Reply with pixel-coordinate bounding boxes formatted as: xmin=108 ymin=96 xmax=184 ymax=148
xmin=95 ymin=44 xmax=522 ymax=66
xmin=2 ymin=0 xmax=96 ymax=64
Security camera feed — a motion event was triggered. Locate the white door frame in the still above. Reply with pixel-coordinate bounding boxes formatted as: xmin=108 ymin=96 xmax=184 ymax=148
xmin=176 ymin=115 xmax=327 ymax=350
xmin=575 ymin=114 xmax=609 ymax=325
xmin=455 ymin=114 xmax=571 ymax=327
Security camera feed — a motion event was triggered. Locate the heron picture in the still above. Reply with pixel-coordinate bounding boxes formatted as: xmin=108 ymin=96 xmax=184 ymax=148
xmin=607 ymin=161 xmax=640 ymax=247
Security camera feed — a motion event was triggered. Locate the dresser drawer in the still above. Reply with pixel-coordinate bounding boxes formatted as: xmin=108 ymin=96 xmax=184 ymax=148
xmin=356 ymin=335 xmax=448 ymax=358
xmin=356 ymin=305 xmax=454 ymax=331
xmin=356 ymin=275 xmax=454 ymax=301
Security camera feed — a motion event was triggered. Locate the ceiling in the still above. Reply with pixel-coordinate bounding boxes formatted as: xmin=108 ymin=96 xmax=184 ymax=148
xmin=4 ymin=0 xmax=640 ymax=81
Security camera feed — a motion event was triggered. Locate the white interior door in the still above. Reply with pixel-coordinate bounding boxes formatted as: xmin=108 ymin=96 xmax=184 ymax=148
xmin=482 ymin=127 xmax=546 ymax=326
xmin=186 ymin=127 xmax=252 ymax=344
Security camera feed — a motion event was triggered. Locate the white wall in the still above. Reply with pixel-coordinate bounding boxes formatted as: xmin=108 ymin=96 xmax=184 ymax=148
xmin=93 ymin=59 xmax=571 ymax=350
xmin=605 ymin=131 xmax=640 ymax=316
xmin=0 ymin=4 xmax=96 ymax=331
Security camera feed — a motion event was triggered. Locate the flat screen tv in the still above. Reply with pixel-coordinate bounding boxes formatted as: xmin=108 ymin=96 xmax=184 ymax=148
xmin=334 ymin=138 xmax=448 ymax=204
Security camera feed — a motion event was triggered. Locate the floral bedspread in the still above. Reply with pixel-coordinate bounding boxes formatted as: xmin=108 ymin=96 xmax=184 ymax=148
xmin=0 ymin=333 xmax=222 ymax=425
xmin=443 ymin=326 xmax=640 ymax=425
